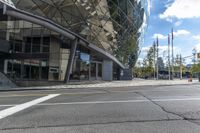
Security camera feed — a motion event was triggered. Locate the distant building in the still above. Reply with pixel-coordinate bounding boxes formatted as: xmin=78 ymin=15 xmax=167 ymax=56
xmin=0 ymin=0 xmax=150 ymax=85
xmin=157 ymin=57 xmax=165 ymax=71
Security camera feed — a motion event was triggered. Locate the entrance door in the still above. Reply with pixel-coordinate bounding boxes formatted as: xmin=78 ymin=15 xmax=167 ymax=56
xmin=97 ymin=63 xmax=102 ymax=80
xmin=90 ymin=62 xmax=96 ymax=80
xmin=90 ymin=62 xmax=102 ymax=80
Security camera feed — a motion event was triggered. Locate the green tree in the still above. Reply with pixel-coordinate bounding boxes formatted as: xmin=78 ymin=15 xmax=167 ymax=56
xmin=190 ymin=62 xmax=200 ymax=73
xmin=133 ymin=61 xmax=143 ymax=78
xmin=141 ymin=46 xmax=154 ymax=78
xmin=133 ymin=46 xmax=155 ymax=78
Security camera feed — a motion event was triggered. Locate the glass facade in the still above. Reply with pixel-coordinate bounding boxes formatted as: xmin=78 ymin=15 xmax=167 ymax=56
xmin=0 ymin=0 xmax=150 ymax=83
xmin=0 ymin=17 xmax=52 ymax=80
xmin=0 ymin=16 xmax=104 ymax=81
xmin=11 ymin=0 xmax=149 ymax=66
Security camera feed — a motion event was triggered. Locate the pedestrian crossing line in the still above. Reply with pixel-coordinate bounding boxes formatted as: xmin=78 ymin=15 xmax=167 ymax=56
xmin=0 ymin=94 xmax=60 ymax=120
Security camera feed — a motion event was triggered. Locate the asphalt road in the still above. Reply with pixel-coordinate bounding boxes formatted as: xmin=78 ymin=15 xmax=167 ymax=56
xmin=1 ymin=84 xmax=200 ymax=132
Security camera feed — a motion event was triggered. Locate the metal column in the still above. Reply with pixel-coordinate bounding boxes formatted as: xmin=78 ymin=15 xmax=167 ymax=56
xmin=168 ymin=34 xmax=171 ymax=80
xmin=64 ymin=38 xmax=78 ymax=83
xmin=171 ymin=28 xmax=174 ymax=80
xmin=153 ymin=41 xmax=156 ymax=80
xmin=156 ymin=37 xmax=159 ymax=80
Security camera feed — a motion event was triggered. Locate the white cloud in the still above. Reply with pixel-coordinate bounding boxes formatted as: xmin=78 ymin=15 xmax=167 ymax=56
xmin=164 ymin=0 xmax=174 ymax=8
xmin=158 ymin=45 xmax=180 ymax=55
xmin=159 ymin=0 xmax=200 ymax=20
xmin=166 ymin=18 xmax=173 ymax=23
xmin=152 ymin=30 xmax=190 ymax=40
xmin=158 ymin=45 xmax=180 ymax=62
xmin=137 ymin=58 xmax=143 ymax=61
xmin=158 ymin=46 xmax=168 ymax=53
xmin=141 ymin=45 xmax=180 ymax=56
xmin=141 ymin=46 xmax=150 ymax=52
xmin=139 ymin=44 xmax=182 ymax=64
xmin=152 ymin=34 xmax=167 ymax=40
xmin=173 ymin=30 xmax=190 ymax=37
xmin=192 ymin=35 xmax=200 ymax=42
xmin=174 ymin=21 xmax=182 ymax=27
xmin=194 ymin=43 xmax=200 ymax=52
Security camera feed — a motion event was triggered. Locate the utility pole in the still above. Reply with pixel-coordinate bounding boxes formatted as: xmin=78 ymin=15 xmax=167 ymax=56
xmin=171 ymin=28 xmax=174 ymax=80
xmin=168 ymin=34 xmax=171 ymax=80
xmin=153 ymin=41 xmax=156 ymax=80
xmin=156 ymin=37 xmax=159 ymax=80
xmin=180 ymin=54 xmax=182 ymax=80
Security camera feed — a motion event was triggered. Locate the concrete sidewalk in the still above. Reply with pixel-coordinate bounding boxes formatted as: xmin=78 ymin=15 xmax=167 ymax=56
xmin=1 ymin=79 xmax=199 ymax=91
xmin=41 ymin=79 xmax=199 ymax=89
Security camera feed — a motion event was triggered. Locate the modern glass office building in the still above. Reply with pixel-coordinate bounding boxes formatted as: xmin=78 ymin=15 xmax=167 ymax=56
xmin=0 ymin=0 xmax=150 ymax=84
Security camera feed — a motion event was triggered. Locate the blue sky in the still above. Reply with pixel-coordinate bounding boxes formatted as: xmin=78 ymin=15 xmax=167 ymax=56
xmin=141 ymin=0 xmax=200 ymax=64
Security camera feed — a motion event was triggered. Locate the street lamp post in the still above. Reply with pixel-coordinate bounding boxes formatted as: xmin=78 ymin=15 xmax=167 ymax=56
xmin=156 ymin=37 xmax=159 ymax=80
xmin=153 ymin=41 xmax=156 ymax=80
xmin=168 ymin=34 xmax=171 ymax=80
xmin=180 ymin=54 xmax=182 ymax=80
xmin=171 ymin=28 xmax=174 ymax=80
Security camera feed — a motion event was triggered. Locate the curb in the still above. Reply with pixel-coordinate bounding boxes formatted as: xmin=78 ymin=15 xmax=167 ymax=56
xmin=0 ymin=82 xmax=199 ymax=92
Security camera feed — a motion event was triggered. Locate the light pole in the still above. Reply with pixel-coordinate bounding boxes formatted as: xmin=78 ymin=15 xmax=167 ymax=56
xmin=180 ymin=54 xmax=182 ymax=80
xmin=156 ymin=37 xmax=159 ymax=80
xmin=168 ymin=34 xmax=171 ymax=80
xmin=153 ymin=41 xmax=156 ymax=80
xmin=171 ymin=28 xmax=174 ymax=80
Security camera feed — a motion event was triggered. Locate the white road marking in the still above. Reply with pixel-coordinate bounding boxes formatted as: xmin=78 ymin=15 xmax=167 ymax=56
xmin=0 ymin=105 xmax=15 ymax=107
xmin=0 ymin=92 xmax=105 ymax=98
xmin=0 ymin=94 xmax=60 ymax=120
xmin=1 ymin=97 xmax=200 ymax=108
xmin=110 ymin=89 xmax=197 ymax=93
xmin=37 ymin=97 xmax=200 ymax=106
xmin=38 ymin=100 xmax=149 ymax=106
xmin=154 ymin=98 xmax=200 ymax=102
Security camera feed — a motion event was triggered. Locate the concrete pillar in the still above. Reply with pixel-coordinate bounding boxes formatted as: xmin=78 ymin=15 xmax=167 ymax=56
xmin=4 ymin=60 xmax=8 ymax=74
xmin=102 ymin=60 xmax=113 ymax=81
xmin=64 ymin=39 xmax=78 ymax=83
xmin=60 ymin=48 xmax=70 ymax=81
xmin=48 ymin=37 xmax=60 ymax=81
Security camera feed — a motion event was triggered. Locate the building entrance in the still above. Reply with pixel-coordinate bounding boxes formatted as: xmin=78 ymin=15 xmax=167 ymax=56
xmin=90 ymin=62 xmax=102 ymax=80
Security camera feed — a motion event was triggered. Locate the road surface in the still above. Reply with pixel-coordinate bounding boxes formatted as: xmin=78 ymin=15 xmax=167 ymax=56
xmin=1 ymin=84 xmax=200 ymax=132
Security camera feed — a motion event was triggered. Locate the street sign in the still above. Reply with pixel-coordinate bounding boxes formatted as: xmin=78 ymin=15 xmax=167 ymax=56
xmin=197 ymin=53 xmax=200 ymax=59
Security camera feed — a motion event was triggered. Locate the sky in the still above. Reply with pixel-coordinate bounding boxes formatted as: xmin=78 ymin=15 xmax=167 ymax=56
xmin=141 ymin=0 xmax=200 ymax=64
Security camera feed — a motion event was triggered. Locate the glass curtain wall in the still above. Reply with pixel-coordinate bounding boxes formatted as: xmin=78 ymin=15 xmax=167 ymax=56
xmin=0 ymin=15 xmax=72 ymax=81
xmin=0 ymin=15 xmax=104 ymax=82
xmin=70 ymin=45 xmax=103 ymax=81
xmin=11 ymin=0 xmax=149 ymax=68
xmin=70 ymin=46 xmax=90 ymax=81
